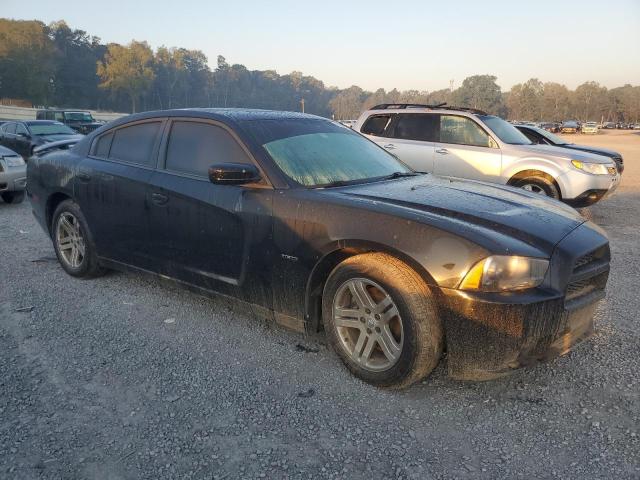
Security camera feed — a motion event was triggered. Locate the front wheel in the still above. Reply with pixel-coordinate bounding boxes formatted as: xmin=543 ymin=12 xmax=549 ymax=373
xmin=1 ymin=191 xmax=25 ymax=204
xmin=323 ymin=253 xmax=443 ymax=389
xmin=513 ymin=176 xmax=560 ymax=199
xmin=52 ymin=200 xmax=105 ymax=278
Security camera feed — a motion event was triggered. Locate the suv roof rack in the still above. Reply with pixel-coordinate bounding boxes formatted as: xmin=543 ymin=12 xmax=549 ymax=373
xmin=370 ymin=103 xmax=488 ymax=116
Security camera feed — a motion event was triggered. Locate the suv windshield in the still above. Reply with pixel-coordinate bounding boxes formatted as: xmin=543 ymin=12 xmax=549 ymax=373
xmin=65 ymin=112 xmax=94 ymax=122
xmin=478 ymin=115 xmax=532 ymax=145
xmin=245 ymin=119 xmax=412 ymax=187
xmin=29 ymin=123 xmax=78 ymax=136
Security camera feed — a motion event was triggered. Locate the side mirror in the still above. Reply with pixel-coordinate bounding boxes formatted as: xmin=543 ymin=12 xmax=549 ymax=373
xmin=18 ymin=132 xmax=30 ymax=138
xmin=208 ymin=162 xmax=261 ymax=185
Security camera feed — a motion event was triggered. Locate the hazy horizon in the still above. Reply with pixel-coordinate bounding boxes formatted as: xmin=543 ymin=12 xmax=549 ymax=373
xmin=2 ymin=0 xmax=639 ymax=92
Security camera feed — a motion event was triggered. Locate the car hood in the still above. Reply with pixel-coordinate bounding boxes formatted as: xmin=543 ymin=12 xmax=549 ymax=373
xmin=38 ymin=134 xmax=84 ymax=142
xmin=519 ymin=144 xmax=613 ymax=163
xmin=0 ymin=145 xmax=19 ymax=156
xmin=560 ymin=143 xmax=620 ymax=158
xmin=334 ymin=175 xmax=585 ymax=254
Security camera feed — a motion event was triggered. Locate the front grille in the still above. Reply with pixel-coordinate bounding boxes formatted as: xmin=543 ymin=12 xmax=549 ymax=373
xmin=565 ymin=245 xmax=610 ymax=306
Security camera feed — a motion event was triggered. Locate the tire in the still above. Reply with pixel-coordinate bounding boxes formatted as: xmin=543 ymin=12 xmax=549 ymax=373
xmin=51 ymin=199 xmax=105 ymax=278
xmin=513 ymin=176 xmax=560 ymax=199
xmin=1 ymin=191 xmax=25 ymax=204
xmin=322 ymin=252 xmax=443 ymax=389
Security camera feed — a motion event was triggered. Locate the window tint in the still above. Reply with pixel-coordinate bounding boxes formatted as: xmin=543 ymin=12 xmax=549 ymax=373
xmin=36 ymin=111 xmax=44 ymax=120
xmin=392 ymin=114 xmax=439 ymax=141
xmin=46 ymin=112 xmax=55 ymax=120
xmin=15 ymin=123 xmax=28 ymax=135
xmin=440 ymin=115 xmax=492 ymax=147
xmin=93 ymin=132 xmax=114 ymax=158
xmin=519 ymin=128 xmax=539 ymax=143
xmin=109 ymin=122 xmax=161 ymax=166
xmin=4 ymin=123 xmax=16 ymax=134
xmin=54 ymin=112 xmax=65 ymax=122
xmin=165 ymin=121 xmax=252 ymax=176
xmin=361 ymin=115 xmax=391 ymax=136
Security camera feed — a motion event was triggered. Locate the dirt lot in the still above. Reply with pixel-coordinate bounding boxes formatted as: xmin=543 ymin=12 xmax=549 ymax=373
xmin=1 ymin=130 xmax=639 ymax=479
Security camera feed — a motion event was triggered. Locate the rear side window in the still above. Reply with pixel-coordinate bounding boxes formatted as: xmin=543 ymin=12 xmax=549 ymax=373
xmin=165 ymin=121 xmax=252 ymax=176
xmin=3 ymin=123 xmax=16 ymax=134
xmin=15 ymin=123 xmax=28 ymax=135
xmin=440 ymin=115 xmax=492 ymax=148
xmin=93 ymin=132 xmax=114 ymax=158
xmin=392 ymin=114 xmax=439 ymax=142
xmin=361 ymin=115 xmax=391 ymax=136
xmin=109 ymin=122 xmax=161 ymax=166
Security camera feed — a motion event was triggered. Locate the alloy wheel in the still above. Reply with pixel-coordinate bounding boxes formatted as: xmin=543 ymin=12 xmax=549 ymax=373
xmin=332 ymin=278 xmax=404 ymax=372
xmin=520 ymin=183 xmax=545 ymax=195
xmin=56 ymin=212 xmax=86 ymax=268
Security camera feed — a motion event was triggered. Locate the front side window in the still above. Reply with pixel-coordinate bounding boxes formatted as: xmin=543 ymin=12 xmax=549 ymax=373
xmin=54 ymin=112 xmax=65 ymax=122
xmin=109 ymin=122 xmax=161 ymax=166
xmin=246 ymin=118 xmax=412 ymax=187
xmin=361 ymin=115 xmax=391 ymax=136
xmin=392 ymin=114 xmax=439 ymax=142
xmin=440 ymin=115 xmax=494 ymax=148
xmin=165 ymin=121 xmax=252 ymax=177
xmin=4 ymin=123 xmax=16 ymax=134
xmin=15 ymin=123 xmax=29 ymax=136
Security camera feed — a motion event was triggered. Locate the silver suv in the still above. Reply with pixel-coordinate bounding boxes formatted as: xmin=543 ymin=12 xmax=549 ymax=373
xmin=0 ymin=144 xmax=26 ymax=204
xmin=354 ymin=104 xmax=620 ymax=207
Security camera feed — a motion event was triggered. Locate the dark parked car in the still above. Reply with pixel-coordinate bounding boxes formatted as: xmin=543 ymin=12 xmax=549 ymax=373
xmin=603 ymin=122 xmax=616 ymax=129
xmin=0 ymin=120 xmax=83 ymax=159
xmin=516 ymin=124 xmax=624 ymax=173
xmin=27 ymin=109 xmax=611 ymax=388
xmin=0 ymin=144 xmax=27 ymax=203
xmin=36 ymin=109 xmax=103 ymax=134
xmin=561 ymin=121 xmax=579 ymax=133
xmin=539 ymin=122 xmax=560 ymax=133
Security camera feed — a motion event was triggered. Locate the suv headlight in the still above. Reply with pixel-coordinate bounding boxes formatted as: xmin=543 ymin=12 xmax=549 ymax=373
xmin=458 ymin=255 xmax=549 ymax=292
xmin=4 ymin=156 xmax=25 ymax=167
xmin=571 ymin=160 xmax=612 ymax=175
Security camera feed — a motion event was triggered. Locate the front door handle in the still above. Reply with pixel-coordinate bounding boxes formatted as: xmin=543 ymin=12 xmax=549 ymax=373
xmin=151 ymin=192 xmax=169 ymax=205
xmin=383 ymin=144 xmax=396 ymax=150
xmin=435 ymin=148 xmax=449 ymax=155
xmin=77 ymin=172 xmax=91 ymax=182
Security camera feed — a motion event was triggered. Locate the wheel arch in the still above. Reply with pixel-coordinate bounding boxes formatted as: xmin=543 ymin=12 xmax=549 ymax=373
xmin=507 ymin=169 xmax=564 ymax=199
xmin=304 ymin=240 xmax=438 ymax=333
xmin=45 ymin=192 xmax=73 ymax=236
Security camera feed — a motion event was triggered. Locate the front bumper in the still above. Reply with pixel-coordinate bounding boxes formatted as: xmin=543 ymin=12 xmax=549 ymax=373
xmin=0 ymin=168 xmax=27 ymax=192
xmin=439 ymin=223 xmax=609 ymax=380
xmin=559 ymin=169 xmax=620 ymax=206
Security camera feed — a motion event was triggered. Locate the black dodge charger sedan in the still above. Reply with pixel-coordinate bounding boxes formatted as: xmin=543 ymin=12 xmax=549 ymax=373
xmin=0 ymin=120 xmax=83 ymax=159
xmin=26 ymin=109 xmax=610 ymax=388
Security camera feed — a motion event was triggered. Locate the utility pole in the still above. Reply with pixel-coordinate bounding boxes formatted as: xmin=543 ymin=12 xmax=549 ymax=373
xmin=300 ymin=98 xmax=305 ymax=113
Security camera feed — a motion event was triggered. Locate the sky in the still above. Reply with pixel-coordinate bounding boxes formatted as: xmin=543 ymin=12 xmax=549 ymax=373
xmin=2 ymin=0 xmax=639 ymax=92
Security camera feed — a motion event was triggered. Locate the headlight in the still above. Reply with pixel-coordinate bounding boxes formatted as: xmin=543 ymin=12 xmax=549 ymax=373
xmin=458 ymin=255 xmax=549 ymax=292
xmin=4 ymin=156 xmax=25 ymax=167
xmin=571 ymin=160 xmax=612 ymax=175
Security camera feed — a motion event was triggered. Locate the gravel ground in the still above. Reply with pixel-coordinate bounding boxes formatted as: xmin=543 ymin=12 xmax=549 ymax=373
xmin=1 ymin=130 xmax=639 ymax=479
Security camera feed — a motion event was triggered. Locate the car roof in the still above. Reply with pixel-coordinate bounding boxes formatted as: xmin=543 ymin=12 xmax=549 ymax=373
xmin=364 ymin=103 xmax=488 ymax=116
xmin=25 ymin=120 xmax=65 ymax=125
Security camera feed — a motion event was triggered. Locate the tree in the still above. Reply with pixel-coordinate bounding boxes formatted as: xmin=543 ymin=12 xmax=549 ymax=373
xmin=540 ymin=82 xmax=571 ymax=121
xmin=573 ymin=81 xmax=608 ymax=122
xmin=97 ymin=41 xmax=155 ymax=112
xmin=329 ymin=86 xmax=366 ymax=119
xmin=451 ymin=75 xmax=504 ymax=114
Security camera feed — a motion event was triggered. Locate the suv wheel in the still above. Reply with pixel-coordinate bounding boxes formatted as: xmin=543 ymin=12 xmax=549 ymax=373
xmin=52 ymin=200 xmax=104 ymax=278
xmin=1 ymin=191 xmax=25 ymax=204
xmin=513 ymin=176 xmax=560 ymax=199
xmin=323 ymin=253 xmax=443 ymax=389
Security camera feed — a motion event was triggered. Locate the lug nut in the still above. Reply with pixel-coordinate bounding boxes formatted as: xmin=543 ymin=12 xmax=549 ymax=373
xmin=375 ymin=326 xmax=381 ymax=333
xmin=360 ymin=317 xmax=365 ymax=323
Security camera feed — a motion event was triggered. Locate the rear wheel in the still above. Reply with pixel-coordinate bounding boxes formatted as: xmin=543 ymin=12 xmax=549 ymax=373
xmin=1 ymin=191 xmax=25 ymax=204
xmin=52 ymin=200 xmax=104 ymax=278
xmin=323 ymin=253 xmax=443 ymax=389
xmin=513 ymin=176 xmax=560 ymax=199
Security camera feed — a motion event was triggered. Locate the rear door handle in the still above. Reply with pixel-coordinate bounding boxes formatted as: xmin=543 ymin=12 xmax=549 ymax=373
xmin=435 ymin=148 xmax=449 ymax=155
xmin=77 ymin=172 xmax=91 ymax=182
xmin=151 ymin=192 xmax=169 ymax=205
xmin=383 ymin=144 xmax=396 ymax=150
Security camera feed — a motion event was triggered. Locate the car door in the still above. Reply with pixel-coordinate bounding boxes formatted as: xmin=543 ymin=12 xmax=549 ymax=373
xmin=146 ymin=118 xmax=274 ymax=307
xmin=75 ymin=119 xmax=165 ymax=269
xmin=383 ymin=113 xmax=437 ymax=172
xmin=13 ymin=123 xmax=32 ymax=157
xmin=433 ymin=114 xmax=502 ymax=183
xmin=0 ymin=122 xmax=16 ymax=151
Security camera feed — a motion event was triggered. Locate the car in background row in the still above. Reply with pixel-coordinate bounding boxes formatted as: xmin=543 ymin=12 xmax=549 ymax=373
xmin=36 ymin=109 xmax=103 ymax=134
xmin=27 ymin=108 xmax=611 ymax=387
xmin=515 ymin=124 xmax=624 ymax=173
xmin=561 ymin=121 xmax=579 ymax=133
xmin=631 ymin=123 xmax=640 ymax=130
xmin=0 ymin=120 xmax=83 ymax=159
xmin=603 ymin=122 xmax=617 ymax=129
xmin=539 ymin=122 xmax=560 ymax=133
xmin=0 ymin=144 xmax=26 ymax=203
xmin=581 ymin=122 xmax=599 ymax=134
xmin=355 ymin=104 xmax=620 ymax=207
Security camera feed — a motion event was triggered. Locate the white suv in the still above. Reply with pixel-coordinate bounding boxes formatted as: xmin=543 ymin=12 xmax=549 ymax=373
xmin=354 ymin=104 xmax=620 ymax=207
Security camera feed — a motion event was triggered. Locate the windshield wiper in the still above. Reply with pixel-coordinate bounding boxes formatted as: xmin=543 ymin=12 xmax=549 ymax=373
xmin=384 ymin=171 xmax=420 ymax=180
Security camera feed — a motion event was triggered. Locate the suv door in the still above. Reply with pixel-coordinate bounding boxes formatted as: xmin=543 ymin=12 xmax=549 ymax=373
xmin=384 ymin=113 xmax=438 ymax=172
xmin=433 ymin=114 xmax=502 ymax=182
xmin=76 ymin=119 xmax=165 ymax=268
xmin=146 ymin=119 xmax=274 ymax=306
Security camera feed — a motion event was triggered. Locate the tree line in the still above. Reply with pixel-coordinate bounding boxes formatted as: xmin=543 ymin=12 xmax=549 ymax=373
xmin=1 ymin=19 xmax=639 ymax=122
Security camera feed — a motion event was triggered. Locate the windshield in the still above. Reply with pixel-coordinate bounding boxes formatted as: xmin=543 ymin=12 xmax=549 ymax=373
xmin=478 ymin=115 xmax=532 ymax=145
xmin=29 ymin=123 xmax=78 ymax=136
xmin=65 ymin=112 xmax=94 ymax=122
xmin=532 ymin=127 xmax=569 ymax=145
xmin=245 ymin=119 xmax=412 ymax=187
